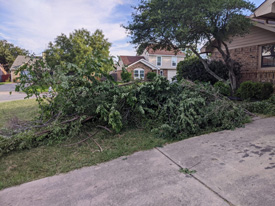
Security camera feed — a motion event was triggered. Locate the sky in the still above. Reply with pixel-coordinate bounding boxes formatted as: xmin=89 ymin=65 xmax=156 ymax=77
xmin=0 ymin=0 xmax=265 ymax=57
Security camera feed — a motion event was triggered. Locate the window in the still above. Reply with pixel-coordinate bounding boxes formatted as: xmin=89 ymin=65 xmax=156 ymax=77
xmin=172 ymin=57 xmax=177 ymax=67
xmin=134 ymin=68 xmax=145 ymax=80
xmin=157 ymin=56 xmax=162 ymax=66
xmin=20 ymin=71 xmax=31 ymax=79
xmin=160 ymin=70 xmax=164 ymax=76
xmin=262 ymin=45 xmax=275 ymax=67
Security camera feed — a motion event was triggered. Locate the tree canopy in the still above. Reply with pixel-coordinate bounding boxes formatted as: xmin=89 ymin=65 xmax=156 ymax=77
xmin=125 ymin=0 xmax=255 ymax=91
xmin=44 ymin=29 xmax=113 ymax=73
xmin=0 ymin=40 xmax=29 ymax=72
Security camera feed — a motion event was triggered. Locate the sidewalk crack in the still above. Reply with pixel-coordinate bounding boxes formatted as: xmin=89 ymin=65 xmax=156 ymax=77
xmin=155 ymin=147 xmax=236 ymax=206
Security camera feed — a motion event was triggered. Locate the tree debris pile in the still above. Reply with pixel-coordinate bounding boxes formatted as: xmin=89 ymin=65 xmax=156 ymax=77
xmin=0 ymin=56 xmax=249 ymax=156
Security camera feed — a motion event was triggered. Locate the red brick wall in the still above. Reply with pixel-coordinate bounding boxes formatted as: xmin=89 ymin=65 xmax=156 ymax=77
xmin=241 ymin=70 xmax=275 ymax=84
xmin=127 ymin=62 xmax=154 ymax=81
xmin=211 ymin=45 xmax=259 ymax=73
xmin=210 ymin=45 xmax=275 ymax=84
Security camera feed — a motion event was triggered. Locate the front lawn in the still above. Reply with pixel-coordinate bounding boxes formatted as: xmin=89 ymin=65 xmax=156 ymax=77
xmin=0 ymin=82 xmax=13 ymax=85
xmin=0 ymin=99 xmax=168 ymax=190
xmin=0 ymin=99 xmax=39 ymax=128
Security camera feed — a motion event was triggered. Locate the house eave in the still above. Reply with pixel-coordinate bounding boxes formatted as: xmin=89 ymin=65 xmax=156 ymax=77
xmin=127 ymin=59 xmax=159 ymax=70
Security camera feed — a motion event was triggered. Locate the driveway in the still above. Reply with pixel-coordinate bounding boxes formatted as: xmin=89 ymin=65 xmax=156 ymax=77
xmin=0 ymin=83 xmax=33 ymax=102
xmin=1 ymin=117 xmax=275 ymax=206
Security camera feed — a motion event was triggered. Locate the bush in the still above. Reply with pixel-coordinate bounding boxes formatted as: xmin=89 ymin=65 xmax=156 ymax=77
xmin=257 ymin=82 xmax=274 ymax=100
xmin=214 ymin=81 xmax=231 ymax=96
xmin=237 ymin=81 xmax=273 ymax=100
xmin=147 ymin=72 xmax=157 ymax=81
xmin=177 ymin=57 xmax=241 ymax=85
xmin=121 ymin=68 xmax=131 ymax=82
xmin=243 ymin=95 xmax=275 ymax=116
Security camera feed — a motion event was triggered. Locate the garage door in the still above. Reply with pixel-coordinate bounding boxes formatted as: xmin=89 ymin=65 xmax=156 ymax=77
xmin=167 ymin=70 xmax=177 ymax=82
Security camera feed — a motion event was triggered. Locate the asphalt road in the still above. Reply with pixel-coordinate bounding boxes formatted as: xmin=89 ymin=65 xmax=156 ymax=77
xmin=0 ymin=83 xmax=33 ymax=102
xmin=1 ymin=117 xmax=275 ymax=206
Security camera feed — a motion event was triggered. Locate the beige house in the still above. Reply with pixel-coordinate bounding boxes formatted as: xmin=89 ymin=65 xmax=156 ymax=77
xmin=10 ymin=55 xmax=31 ymax=82
xmin=201 ymin=0 xmax=275 ymax=84
xmin=116 ymin=48 xmax=185 ymax=81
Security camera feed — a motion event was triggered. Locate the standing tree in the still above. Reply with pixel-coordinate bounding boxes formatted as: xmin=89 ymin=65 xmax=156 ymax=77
xmin=44 ymin=29 xmax=113 ymax=73
xmin=0 ymin=40 xmax=29 ymax=72
xmin=125 ymin=0 xmax=255 ymax=92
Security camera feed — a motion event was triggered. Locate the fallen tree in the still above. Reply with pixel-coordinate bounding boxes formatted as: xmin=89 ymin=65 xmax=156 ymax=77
xmin=0 ymin=55 xmax=250 ymax=156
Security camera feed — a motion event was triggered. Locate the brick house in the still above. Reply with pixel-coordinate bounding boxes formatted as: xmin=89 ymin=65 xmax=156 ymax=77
xmin=115 ymin=48 xmax=185 ymax=81
xmin=201 ymin=0 xmax=275 ymax=84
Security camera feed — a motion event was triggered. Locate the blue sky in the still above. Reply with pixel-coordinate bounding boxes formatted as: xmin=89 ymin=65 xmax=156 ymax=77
xmin=0 ymin=0 xmax=265 ymax=57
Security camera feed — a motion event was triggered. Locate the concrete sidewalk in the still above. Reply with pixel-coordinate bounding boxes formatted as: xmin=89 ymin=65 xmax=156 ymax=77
xmin=1 ymin=118 xmax=275 ymax=206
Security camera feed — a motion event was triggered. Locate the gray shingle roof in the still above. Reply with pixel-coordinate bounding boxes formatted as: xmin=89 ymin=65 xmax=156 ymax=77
xmin=10 ymin=55 xmax=31 ymax=71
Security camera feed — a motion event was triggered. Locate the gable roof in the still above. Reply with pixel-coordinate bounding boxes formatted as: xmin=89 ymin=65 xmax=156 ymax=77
xmin=120 ymin=56 xmax=145 ymax=66
xmin=10 ymin=55 xmax=31 ymax=71
xmin=253 ymin=0 xmax=275 ymax=20
xmin=201 ymin=6 xmax=275 ymax=54
xmin=146 ymin=48 xmax=185 ymax=56
xmin=127 ymin=59 xmax=159 ymax=70
xmin=0 ymin=64 xmax=7 ymax=75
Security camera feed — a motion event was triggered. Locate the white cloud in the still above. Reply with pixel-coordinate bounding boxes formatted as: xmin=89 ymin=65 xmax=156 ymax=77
xmin=0 ymin=0 xmax=135 ymax=56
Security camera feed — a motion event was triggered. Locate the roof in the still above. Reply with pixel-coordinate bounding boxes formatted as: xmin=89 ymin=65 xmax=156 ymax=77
xmin=201 ymin=15 xmax=275 ymax=54
xmin=10 ymin=55 xmax=31 ymax=71
xmin=120 ymin=56 xmax=145 ymax=66
xmin=0 ymin=64 xmax=7 ymax=75
xmin=253 ymin=0 xmax=275 ymax=20
xmin=146 ymin=48 xmax=185 ymax=56
xmin=127 ymin=59 xmax=159 ymax=70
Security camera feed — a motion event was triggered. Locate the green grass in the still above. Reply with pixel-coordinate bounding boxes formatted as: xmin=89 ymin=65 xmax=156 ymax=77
xmin=0 ymin=82 xmax=13 ymax=85
xmin=0 ymin=99 xmax=169 ymax=190
xmin=0 ymin=129 xmax=168 ymax=190
xmin=0 ymin=99 xmax=39 ymax=128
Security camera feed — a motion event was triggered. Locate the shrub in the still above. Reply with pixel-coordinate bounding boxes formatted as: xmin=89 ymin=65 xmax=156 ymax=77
xmin=121 ymin=68 xmax=131 ymax=82
xmin=237 ymin=81 xmax=273 ymax=100
xmin=243 ymin=95 xmax=275 ymax=116
xmin=176 ymin=57 xmax=241 ymax=85
xmin=147 ymin=72 xmax=157 ymax=81
xmin=214 ymin=81 xmax=231 ymax=96
xmin=257 ymin=82 xmax=274 ymax=100
xmin=237 ymin=81 xmax=255 ymax=100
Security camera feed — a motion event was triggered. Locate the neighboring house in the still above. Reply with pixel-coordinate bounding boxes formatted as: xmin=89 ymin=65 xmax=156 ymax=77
xmin=10 ymin=55 xmax=41 ymax=82
xmin=116 ymin=48 xmax=185 ymax=81
xmin=201 ymin=0 xmax=275 ymax=84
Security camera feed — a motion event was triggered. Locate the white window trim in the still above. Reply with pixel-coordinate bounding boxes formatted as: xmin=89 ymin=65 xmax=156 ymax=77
xmin=171 ymin=57 xmax=177 ymax=67
xmin=134 ymin=68 xmax=145 ymax=80
xmin=156 ymin=56 xmax=162 ymax=67
xmin=160 ymin=70 xmax=164 ymax=76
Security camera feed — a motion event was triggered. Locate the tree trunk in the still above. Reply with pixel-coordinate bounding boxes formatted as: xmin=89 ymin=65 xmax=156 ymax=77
xmin=225 ymin=58 xmax=237 ymax=93
xmin=215 ymin=41 xmax=238 ymax=93
xmin=190 ymin=47 xmax=226 ymax=82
